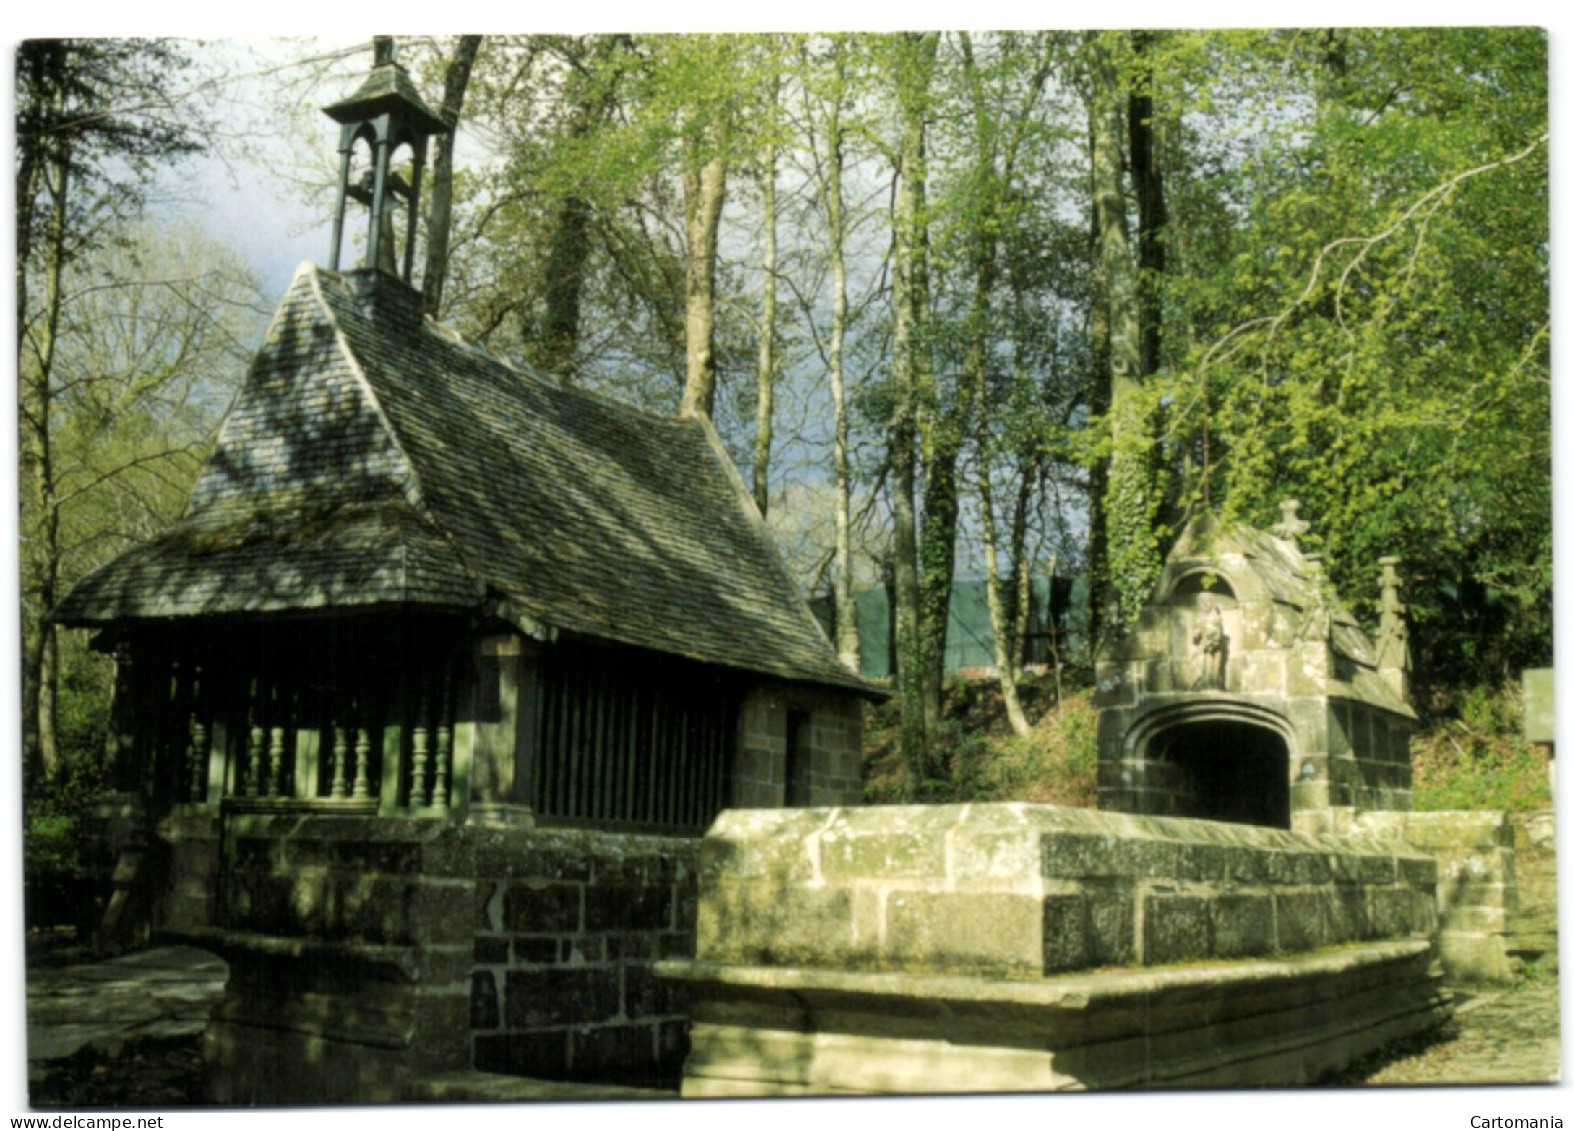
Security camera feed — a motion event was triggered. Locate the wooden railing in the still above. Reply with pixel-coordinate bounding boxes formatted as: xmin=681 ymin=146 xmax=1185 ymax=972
xmin=136 ymin=617 xmax=467 ymax=817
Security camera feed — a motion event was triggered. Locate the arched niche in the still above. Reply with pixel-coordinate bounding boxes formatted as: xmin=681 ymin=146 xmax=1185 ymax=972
xmin=1168 ymin=569 xmax=1238 ymax=608
xmin=1131 ymin=704 xmax=1293 ymax=829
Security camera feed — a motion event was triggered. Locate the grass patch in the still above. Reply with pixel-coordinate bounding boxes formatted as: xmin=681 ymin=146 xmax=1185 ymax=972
xmin=1411 ymin=682 xmax=1551 ymax=812
xmin=862 ymin=672 xmax=1099 ymax=806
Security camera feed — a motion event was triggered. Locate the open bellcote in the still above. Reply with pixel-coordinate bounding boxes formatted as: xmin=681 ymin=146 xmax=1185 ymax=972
xmin=323 ymin=36 xmax=449 ymax=283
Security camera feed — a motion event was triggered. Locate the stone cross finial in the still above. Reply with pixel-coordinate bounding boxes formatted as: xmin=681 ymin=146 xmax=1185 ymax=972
xmin=1376 ymin=555 xmax=1411 ymax=675
xmin=1272 ymin=498 xmax=1311 ymax=546
xmin=374 ymin=36 xmax=397 ymax=66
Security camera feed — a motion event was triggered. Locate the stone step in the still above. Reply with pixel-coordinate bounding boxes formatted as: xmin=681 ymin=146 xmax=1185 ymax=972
xmin=1507 ymin=933 xmax=1558 ymax=953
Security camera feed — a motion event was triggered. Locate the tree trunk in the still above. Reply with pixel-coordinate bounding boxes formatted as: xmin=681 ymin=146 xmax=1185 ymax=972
xmin=539 ymin=35 xmax=630 ymax=380
xmin=1127 ymin=30 xmax=1166 ymax=380
xmin=916 ymin=421 xmax=960 ymax=743
xmin=1008 ymin=454 xmax=1041 ymax=676
xmin=907 ymin=38 xmax=951 ymax=750
xmin=979 ymin=463 xmax=1032 ymax=736
xmin=540 ymin=195 xmax=591 ymax=380
xmin=1088 ymin=33 xmax=1159 ymax=629
xmin=888 ymin=31 xmax=939 ymax=794
xmin=824 ymin=47 xmax=860 ymax=671
xmin=21 ymin=115 xmax=71 ymax=788
xmin=958 ymin=31 xmax=1031 ymax=736
xmin=422 ymin=34 xmax=482 ymax=319
xmin=752 ymin=71 xmax=779 ymax=517
xmin=1085 ymin=184 xmax=1111 ymax=650
xmin=679 ymin=147 xmax=727 ymax=420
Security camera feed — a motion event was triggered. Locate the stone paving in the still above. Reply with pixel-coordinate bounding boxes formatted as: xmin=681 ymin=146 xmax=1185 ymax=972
xmin=25 ymin=946 xmax=227 ymax=1065
xmin=1336 ymin=831 xmax=1560 ymax=1089
xmin=1329 ymin=970 xmax=1561 ymax=1087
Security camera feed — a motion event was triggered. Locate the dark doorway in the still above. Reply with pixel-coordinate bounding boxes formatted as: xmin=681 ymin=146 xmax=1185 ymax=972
xmin=784 ymin=709 xmax=811 ymax=806
xmin=1151 ymin=720 xmax=1291 ymax=829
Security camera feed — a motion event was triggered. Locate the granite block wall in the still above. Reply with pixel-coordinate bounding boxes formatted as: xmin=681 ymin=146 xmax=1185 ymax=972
xmin=693 ymin=803 xmax=1441 ymax=977
xmin=468 ymin=828 xmax=700 ymax=1088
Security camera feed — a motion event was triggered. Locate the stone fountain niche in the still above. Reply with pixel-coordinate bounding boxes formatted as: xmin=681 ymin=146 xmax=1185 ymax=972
xmin=1095 ymin=505 xmax=1415 ymax=835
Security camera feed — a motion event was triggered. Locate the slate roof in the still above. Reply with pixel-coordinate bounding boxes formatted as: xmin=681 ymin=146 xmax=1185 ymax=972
xmin=323 ymin=58 xmax=448 ymax=136
xmin=54 ymin=265 xmax=874 ymax=695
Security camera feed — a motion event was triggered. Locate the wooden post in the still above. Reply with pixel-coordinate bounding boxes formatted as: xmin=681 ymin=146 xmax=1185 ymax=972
xmin=187 ymin=719 xmax=208 ymax=804
xmin=410 ymin=675 xmax=430 ymax=809
xmin=266 ymin=726 xmax=286 ymax=798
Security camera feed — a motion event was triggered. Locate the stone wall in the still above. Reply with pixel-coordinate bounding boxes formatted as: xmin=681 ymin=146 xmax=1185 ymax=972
xmin=662 ymin=803 xmax=1452 ymax=1095
xmin=1353 ymin=810 xmax=1520 ymax=983
xmin=192 ymin=815 xmax=475 ymax=1103
xmin=468 ymin=827 xmax=699 ymax=1087
xmin=173 ymin=814 xmax=701 ymax=1102
xmin=694 ymin=804 xmax=1440 ymax=977
xmin=731 ymin=685 xmax=863 ymax=808
xmin=154 ymin=813 xmax=223 ymax=935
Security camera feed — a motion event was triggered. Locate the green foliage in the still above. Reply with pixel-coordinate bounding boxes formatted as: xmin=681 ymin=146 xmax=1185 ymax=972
xmin=25 ymin=815 xmax=81 ymax=881
xmin=1105 ymin=403 xmax=1167 ymax=623
xmin=1411 ymin=683 xmax=1552 ymax=812
xmin=972 ymin=692 xmax=1099 ymax=806
xmin=24 ymin=726 xmax=110 ymax=882
xmin=1156 ymin=28 xmax=1550 ymax=684
xmin=862 ymin=679 xmax=1099 ymax=806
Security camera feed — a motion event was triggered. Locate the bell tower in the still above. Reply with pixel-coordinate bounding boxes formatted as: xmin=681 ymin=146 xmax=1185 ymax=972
xmin=323 ymin=36 xmax=449 ymax=284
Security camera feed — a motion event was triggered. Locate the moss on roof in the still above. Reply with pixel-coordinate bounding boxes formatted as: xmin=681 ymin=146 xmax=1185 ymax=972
xmin=55 ymin=264 xmax=874 ymax=696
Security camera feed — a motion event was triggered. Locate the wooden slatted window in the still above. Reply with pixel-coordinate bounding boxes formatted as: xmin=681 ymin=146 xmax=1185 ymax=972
xmin=531 ymin=638 xmax=738 ymax=833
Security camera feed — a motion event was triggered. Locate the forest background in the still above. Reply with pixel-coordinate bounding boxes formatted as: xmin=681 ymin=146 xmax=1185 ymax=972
xmin=12 ymin=21 xmax=1554 ymax=825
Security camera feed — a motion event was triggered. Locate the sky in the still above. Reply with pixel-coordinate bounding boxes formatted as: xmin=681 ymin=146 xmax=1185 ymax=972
xmin=152 ymin=38 xmax=376 ymax=296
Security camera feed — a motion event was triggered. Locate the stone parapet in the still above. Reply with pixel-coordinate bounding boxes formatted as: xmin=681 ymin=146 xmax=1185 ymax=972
xmin=154 ymin=814 xmax=222 ymax=937
xmin=664 ymin=801 xmax=1452 ymax=1096
xmin=1352 ymin=810 xmax=1521 ymax=983
xmin=179 ymin=815 xmax=702 ymax=1102
xmin=696 ymin=804 xmax=1440 ymax=978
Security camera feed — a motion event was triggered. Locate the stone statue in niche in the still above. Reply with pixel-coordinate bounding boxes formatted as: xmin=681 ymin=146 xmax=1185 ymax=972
xmin=1267 ymin=604 xmax=1297 ymax=648
xmin=1375 ymin=555 xmax=1411 ymax=673
xmin=1191 ymin=594 xmax=1228 ymax=690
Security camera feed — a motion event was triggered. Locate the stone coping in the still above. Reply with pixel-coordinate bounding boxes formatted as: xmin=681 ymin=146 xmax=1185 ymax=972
xmin=659 ymin=937 xmax=1434 ymax=1009
xmin=175 ymin=925 xmax=431 ymax=981
xmin=708 ymin=801 xmax=1438 ymax=874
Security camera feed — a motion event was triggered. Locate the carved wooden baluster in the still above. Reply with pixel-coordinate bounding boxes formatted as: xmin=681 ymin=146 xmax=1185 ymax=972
xmin=352 ymin=725 xmax=372 ymax=800
xmin=433 ymin=659 xmax=452 ymax=813
xmin=245 ymin=723 xmax=264 ymax=798
xmin=410 ymin=677 xmax=430 ymax=809
xmin=433 ymin=723 xmax=452 ymax=812
xmin=187 ymin=719 xmax=209 ymax=803
xmin=330 ymin=723 xmax=350 ymax=799
xmin=267 ymin=725 xmax=286 ymax=798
